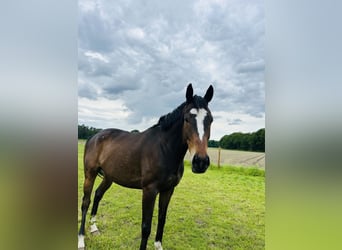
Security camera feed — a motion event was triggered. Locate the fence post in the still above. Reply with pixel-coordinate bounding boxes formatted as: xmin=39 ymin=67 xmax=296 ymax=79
xmin=218 ymin=146 xmax=221 ymax=168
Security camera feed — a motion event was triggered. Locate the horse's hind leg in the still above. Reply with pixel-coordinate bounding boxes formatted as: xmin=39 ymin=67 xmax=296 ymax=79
xmin=78 ymin=169 xmax=97 ymax=249
xmin=89 ymin=177 xmax=112 ymax=234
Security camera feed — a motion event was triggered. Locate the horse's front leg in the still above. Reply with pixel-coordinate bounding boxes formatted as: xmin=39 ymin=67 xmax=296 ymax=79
xmin=140 ymin=186 xmax=158 ymax=250
xmin=154 ymin=188 xmax=174 ymax=250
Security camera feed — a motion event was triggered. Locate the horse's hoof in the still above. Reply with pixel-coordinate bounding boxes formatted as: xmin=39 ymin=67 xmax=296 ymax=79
xmin=78 ymin=235 xmax=85 ymax=249
xmin=90 ymin=223 xmax=100 ymax=235
xmin=91 ymin=230 xmax=100 ymax=235
xmin=154 ymin=241 xmax=163 ymax=250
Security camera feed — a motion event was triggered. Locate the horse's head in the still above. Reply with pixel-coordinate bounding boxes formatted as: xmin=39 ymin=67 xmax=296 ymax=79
xmin=183 ymin=84 xmax=214 ymax=173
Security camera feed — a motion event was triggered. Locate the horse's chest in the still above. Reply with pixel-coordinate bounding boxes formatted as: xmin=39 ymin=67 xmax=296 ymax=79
xmin=165 ymin=174 xmax=180 ymax=187
xmin=160 ymin=170 xmax=183 ymax=190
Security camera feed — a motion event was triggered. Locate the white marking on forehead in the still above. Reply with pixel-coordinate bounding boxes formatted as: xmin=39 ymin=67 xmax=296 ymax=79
xmin=190 ymin=108 xmax=207 ymax=140
xmin=190 ymin=108 xmax=197 ymax=114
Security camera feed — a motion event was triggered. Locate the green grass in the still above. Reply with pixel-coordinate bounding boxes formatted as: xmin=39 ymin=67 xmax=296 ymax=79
xmin=78 ymin=141 xmax=265 ymax=249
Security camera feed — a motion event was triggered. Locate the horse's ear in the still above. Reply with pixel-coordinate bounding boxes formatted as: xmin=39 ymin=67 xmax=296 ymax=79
xmin=204 ymin=85 xmax=214 ymax=103
xmin=186 ymin=83 xmax=193 ymax=103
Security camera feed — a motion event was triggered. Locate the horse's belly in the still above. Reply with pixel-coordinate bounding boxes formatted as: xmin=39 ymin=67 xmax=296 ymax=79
xmin=111 ymin=175 xmax=142 ymax=189
xmin=101 ymin=154 xmax=143 ymax=189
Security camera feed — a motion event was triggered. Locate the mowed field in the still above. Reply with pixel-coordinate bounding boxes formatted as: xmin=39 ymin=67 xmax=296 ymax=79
xmin=185 ymin=148 xmax=265 ymax=169
xmin=78 ymin=141 xmax=265 ymax=249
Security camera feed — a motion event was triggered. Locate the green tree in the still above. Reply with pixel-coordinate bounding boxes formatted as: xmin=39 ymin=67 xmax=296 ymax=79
xmin=253 ymin=128 xmax=265 ymax=152
xmin=78 ymin=124 xmax=102 ymax=139
xmin=208 ymin=140 xmax=220 ymax=148
xmin=219 ymin=129 xmax=265 ymax=152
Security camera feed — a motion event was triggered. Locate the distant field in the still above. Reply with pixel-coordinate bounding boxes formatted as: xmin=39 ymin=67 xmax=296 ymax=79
xmin=78 ymin=141 xmax=265 ymax=249
xmin=185 ymin=147 xmax=265 ymax=169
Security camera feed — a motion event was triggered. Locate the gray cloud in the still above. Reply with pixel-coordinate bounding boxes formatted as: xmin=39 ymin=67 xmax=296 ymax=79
xmin=78 ymin=11 xmax=116 ymax=53
xmin=237 ymin=60 xmax=265 ymax=74
xmin=78 ymin=0 xmax=264 ymax=136
xmin=228 ymin=118 xmax=243 ymax=125
xmin=78 ymin=83 xmax=97 ymax=99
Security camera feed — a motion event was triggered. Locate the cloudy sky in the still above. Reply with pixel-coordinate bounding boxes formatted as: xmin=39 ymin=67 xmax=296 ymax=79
xmin=78 ymin=0 xmax=264 ymax=140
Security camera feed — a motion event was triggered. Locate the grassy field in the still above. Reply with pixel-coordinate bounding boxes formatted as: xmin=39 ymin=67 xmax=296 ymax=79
xmin=78 ymin=141 xmax=265 ymax=249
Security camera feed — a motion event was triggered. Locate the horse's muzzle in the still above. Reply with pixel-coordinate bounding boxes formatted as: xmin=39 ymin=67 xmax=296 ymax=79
xmin=192 ymin=154 xmax=210 ymax=173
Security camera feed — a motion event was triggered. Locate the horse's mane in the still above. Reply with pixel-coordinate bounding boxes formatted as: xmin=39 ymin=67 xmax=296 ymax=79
xmin=153 ymin=95 xmax=208 ymax=131
xmin=153 ymin=102 xmax=186 ymax=131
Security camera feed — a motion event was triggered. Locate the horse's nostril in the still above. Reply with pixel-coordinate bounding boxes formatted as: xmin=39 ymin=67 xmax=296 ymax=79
xmin=192 ymin=154 xmax=210 ymax=166
xmin=205 ymin=156 xmax=210 ymax=165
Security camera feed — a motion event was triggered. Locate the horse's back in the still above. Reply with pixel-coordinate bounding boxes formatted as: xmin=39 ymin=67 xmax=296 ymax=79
xmin=84 ymin=128 xmax=146 ymax=188
xmin=84 ymin=129 xmax=126 ymax=165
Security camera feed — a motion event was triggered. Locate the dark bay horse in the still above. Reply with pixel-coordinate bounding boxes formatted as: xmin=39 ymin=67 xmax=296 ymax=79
xmin=78 ymin=84 xmax=214 ymax=250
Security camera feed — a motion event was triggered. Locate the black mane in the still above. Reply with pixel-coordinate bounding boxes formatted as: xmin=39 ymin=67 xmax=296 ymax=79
xmin=154 ymin=95 xmax=208 ymax=131
xmin=154 ymin=102 xmax=186 ymax=130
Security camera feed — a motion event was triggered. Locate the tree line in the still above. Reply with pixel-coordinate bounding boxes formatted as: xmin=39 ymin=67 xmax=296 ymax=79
xmin=78 ymin=124 xmax=264 ymax=152
xmin=78 ymin=124 xmax=102 ymax=139
xmin=78 ymin=125 xmax=139 ymax=139
xmin=209 ymin=128 xmax=265 ymax=152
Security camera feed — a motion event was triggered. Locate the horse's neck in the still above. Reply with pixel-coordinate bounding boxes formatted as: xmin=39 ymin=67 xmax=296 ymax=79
xmin=162 ymin=121 xmax=188 ymax=161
